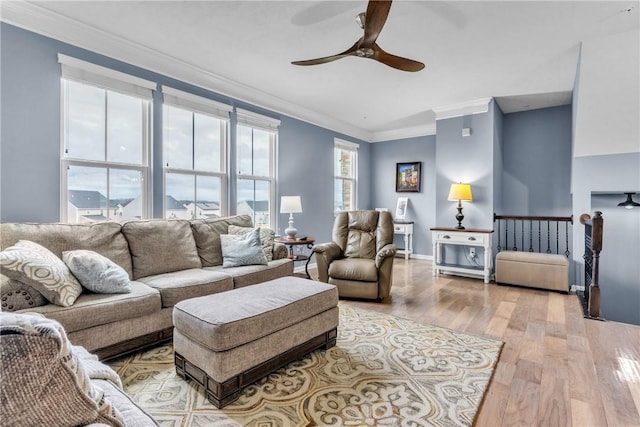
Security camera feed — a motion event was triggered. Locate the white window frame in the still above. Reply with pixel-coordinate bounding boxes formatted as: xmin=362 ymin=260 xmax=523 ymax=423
xmin=235 ymin=108 xmax=280 ymax=228
xmin=334 ymin=138 xmax=359 ymax=213
xmin=59 ymin=54 xmax=154 ymax=223
xmin=161 ymin=86 xmax=232 ymax=218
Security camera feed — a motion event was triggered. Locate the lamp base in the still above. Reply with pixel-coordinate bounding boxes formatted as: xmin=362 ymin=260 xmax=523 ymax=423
xmin=455 ymin=202 xmax=465 ymax=229
xmin=285 ymin=215 xmax=297 ymax=239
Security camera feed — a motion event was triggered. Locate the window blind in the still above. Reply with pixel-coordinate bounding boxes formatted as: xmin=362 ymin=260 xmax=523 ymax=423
xmin=58 ymin=54 xmax=156 ymax=100
xmin=162 ymin=86 xmax=232 ymax=120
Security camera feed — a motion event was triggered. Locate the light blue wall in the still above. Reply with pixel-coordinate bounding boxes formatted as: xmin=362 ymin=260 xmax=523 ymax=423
xmin=591 ymin=194 xmax=640 ymax=325
xmin=493 ymin=103 xmax=504 ymax=216
xmin=502 ymin=105 xmax=572 ymax=215
xmin=370 ymin=135 xmax=436 ymax=256
xmin=435 ymin=102 xmax=496 ymax=231
xmin=278 ymin=116 xmax=368 ymax=245
xmin=0 ymin=23 xmax=368 ymax=246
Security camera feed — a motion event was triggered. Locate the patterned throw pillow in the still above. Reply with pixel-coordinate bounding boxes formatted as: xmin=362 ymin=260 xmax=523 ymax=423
xmin=0 ymin=312 xmax=125 ymax=426
xmin=62 ymin=250 xmax=131 ymax=294
xmin=227 ymin=225 xmax=276 ymax=262
xmin=220 ymin=228 xmax=268 ymax=268
xmin=0 ymin=240 xmax=82 ymax=307
xmin=0 ymin=275 xmax=48 ymax=311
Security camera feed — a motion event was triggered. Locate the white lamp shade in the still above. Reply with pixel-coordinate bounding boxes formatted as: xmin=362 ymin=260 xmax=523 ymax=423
xmin=280 ymin=196 xmax=302 ymax=213
xmin=448 ymin=183 xmax=473 ymax=201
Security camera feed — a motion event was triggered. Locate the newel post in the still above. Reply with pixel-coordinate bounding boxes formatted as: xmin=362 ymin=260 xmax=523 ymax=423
xmin=588 ymin=211 xmax=603 ymax=318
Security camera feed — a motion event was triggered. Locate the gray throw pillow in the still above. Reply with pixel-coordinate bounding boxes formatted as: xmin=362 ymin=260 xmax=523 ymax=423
xmin=62 ymin=250 xmax=131 ymax=294
xmin=0 ymin=275 xmax=48 ymax=311
xmin=220 ymin=228 xmax=268 ymax=268
xmin=227 ymin=225 xmax=276 ymax=262
xmin=0 ymin=240 xmax=82 ymax=307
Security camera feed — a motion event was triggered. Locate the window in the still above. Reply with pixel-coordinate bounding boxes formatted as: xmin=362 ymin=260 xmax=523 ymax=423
xmin=162 ymin=87 xmax=231 ymax=219
xmin=334 ymin=138 xmax=359 ymax=212
xmin=235 ymin=109 xmax=280 ymax=227
xmin=59 ymin=55 xmax=154 ymax=223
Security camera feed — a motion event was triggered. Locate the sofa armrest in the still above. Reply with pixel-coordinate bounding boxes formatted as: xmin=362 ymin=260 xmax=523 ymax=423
xmin=375 ymin=244 xmax=397 ymax=268
xmin=312 ymin=242 xmax=343 ymax=283
xmin=272 ymin=242 xmax=289 ymax=260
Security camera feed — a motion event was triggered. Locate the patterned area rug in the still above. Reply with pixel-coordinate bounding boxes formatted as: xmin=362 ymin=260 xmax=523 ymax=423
xmin=107 ymin=305 xmax=503 ymax=426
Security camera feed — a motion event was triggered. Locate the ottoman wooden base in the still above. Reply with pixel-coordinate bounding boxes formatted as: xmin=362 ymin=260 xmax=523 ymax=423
xmin=175 ymin=328 xmax=337 ymax=408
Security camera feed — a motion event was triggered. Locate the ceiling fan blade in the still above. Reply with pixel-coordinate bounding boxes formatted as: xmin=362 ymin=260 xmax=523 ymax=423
xmin=372 ymin=44 xmax=425 ymax=72
xmin=362 ymin=0 xmax=392 ymax=46
xmin=292 ymin=40 xmax=360 ymax=66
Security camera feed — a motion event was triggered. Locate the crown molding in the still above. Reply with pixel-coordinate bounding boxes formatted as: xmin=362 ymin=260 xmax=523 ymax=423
xmin=1 ymin=1 xmax=373 ymax=142
xmin=370 ymin=123 xmax=437 ymax=143
xmin=433 ymin=97 xmax=493 ymax=120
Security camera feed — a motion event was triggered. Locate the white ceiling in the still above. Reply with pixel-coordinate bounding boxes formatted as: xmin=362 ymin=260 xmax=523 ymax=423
xmin=3 ymin=1 xmax=639 ymax=142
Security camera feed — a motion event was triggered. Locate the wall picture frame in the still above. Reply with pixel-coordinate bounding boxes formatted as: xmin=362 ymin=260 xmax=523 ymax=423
xmin=396 ymin=162 xmax=421 ymax=192
xmin=395 ymin=197 xmax=409 ymax=220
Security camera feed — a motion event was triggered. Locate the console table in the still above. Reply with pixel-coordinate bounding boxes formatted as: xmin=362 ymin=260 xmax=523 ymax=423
xmin=430 ymin=228 xmax=493 ymax=283
xmin=393 ymin=221 xmax=414 ymax=260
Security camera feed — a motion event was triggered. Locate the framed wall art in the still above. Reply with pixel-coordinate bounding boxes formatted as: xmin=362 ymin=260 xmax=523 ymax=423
xmin=396 ymin=162 xmax=421 ymax=192
xmin=395 ymin=197 xmax=409 ymax=220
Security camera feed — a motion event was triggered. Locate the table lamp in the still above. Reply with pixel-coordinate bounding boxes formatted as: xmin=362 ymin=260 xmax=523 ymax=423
xmin=448 ymin=183 xmax=473 ymax=229
xmin=280 ymin=196 xmax=302 ymax=239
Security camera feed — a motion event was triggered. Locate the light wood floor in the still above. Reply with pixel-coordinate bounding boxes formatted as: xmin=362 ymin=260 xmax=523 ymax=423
xmin=308 ymin=259 xmax=640 ymax=427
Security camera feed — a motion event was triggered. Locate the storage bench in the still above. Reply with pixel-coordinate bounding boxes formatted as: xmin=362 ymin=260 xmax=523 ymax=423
xmin=495 ymin=251 xmax=569 ymax=293
xmin=172 ymin=276 xmax=339 ymax=408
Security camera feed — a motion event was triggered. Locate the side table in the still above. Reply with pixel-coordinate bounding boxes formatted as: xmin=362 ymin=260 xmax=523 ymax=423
xmin=393 ymin=221 xmax=414 ymax=260
xmin=274 ymin=236 xmax=315 ymax=279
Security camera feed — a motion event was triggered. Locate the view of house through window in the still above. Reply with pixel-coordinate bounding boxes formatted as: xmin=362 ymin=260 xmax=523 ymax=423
xmin=162 ymin=96 xmax=229 ymax=219
xmin=236 ymin=109 xmax=279 ymax=228
xmin=62 ymin=78 xmax=151 ymax=223
xmin=334 ymin=139 xmax=358 ymax=212
xmin=60 ymin=58 xmax=280 ymax=226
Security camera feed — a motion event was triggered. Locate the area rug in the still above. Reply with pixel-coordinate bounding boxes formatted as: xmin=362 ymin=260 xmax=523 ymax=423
xmin=107 ymin=305 xmax=503 ymax=426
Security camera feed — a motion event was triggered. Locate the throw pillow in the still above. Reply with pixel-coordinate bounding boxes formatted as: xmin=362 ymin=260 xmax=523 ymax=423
xmin=0 ymin=312 xmax=125 ymax=426
xmin=220 ymin=228 xmax=268 ymax=268
xmin=0 ymin=275 xmax=48 ymax=311
xmin=228 ymin=225 xmax=276 ymax=261
xmin=0 ymin=240 xmax=82 ymax=307
xmin=62 ymin=250 xmax=131 ymax=294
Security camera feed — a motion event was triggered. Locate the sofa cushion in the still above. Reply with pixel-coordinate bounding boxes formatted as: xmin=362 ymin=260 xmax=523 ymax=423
xmin=0 ymin=312 xmax=125 ymax=427
xmin=228 ymin=225 xmax=276 ymax=261
xmin=205 ymin=258 xmax=293 ymax=289
xmin=0 ymin=240 xmax=83 ymax=307
xmin=63 ymin=250 xmax=131 ymax=294
xmin=0 ymin=275 xmax=47 ymax=311
xmin=329 ymin=258 xmax=378 ymax=282
xmin=220 ymin=229 xmax=268 ymax=268
xmin=190 ymin=215 xmax=254 ymax=267
xmin=18 ymin=281 xmax=161 ymax=333
xmin=122 ymin=219 xmax=201 ymax=280
xmin=137 ymin=268 xmax=233 ymax=308
xmin=0 ymin=221 xmax=133 ymax=278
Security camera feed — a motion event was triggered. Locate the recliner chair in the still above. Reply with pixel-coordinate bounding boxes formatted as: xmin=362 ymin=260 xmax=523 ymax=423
xmin=313 ymin=210 xmax=396 ymax=301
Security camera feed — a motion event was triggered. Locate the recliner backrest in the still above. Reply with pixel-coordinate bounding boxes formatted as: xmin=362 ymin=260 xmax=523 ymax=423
xmin=332 ymin=211 xmax=394 ymax=259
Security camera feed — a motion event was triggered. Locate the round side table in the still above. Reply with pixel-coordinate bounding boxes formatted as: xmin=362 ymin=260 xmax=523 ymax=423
xmin=274 ymin=236 xmax=315 ymax=278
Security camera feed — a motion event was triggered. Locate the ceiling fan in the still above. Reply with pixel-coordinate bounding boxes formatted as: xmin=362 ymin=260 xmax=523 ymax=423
xmin=292 ymin=0 xmax=425 ymax=72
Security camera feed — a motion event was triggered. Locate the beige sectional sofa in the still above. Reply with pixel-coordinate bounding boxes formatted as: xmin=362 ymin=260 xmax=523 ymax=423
xmin=0 ymin=215 xmax=293 ymax=360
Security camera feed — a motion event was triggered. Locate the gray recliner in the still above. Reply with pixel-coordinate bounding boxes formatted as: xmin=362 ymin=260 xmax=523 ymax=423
xmin=313 ymin=210 xmax=396 ymax=301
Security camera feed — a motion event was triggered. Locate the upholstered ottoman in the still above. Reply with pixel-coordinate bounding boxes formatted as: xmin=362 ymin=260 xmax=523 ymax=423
xmin=495 ymin=251 xmax=569 ymax=292
xmin=172 ymin=277 xmax=339 ymax=408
